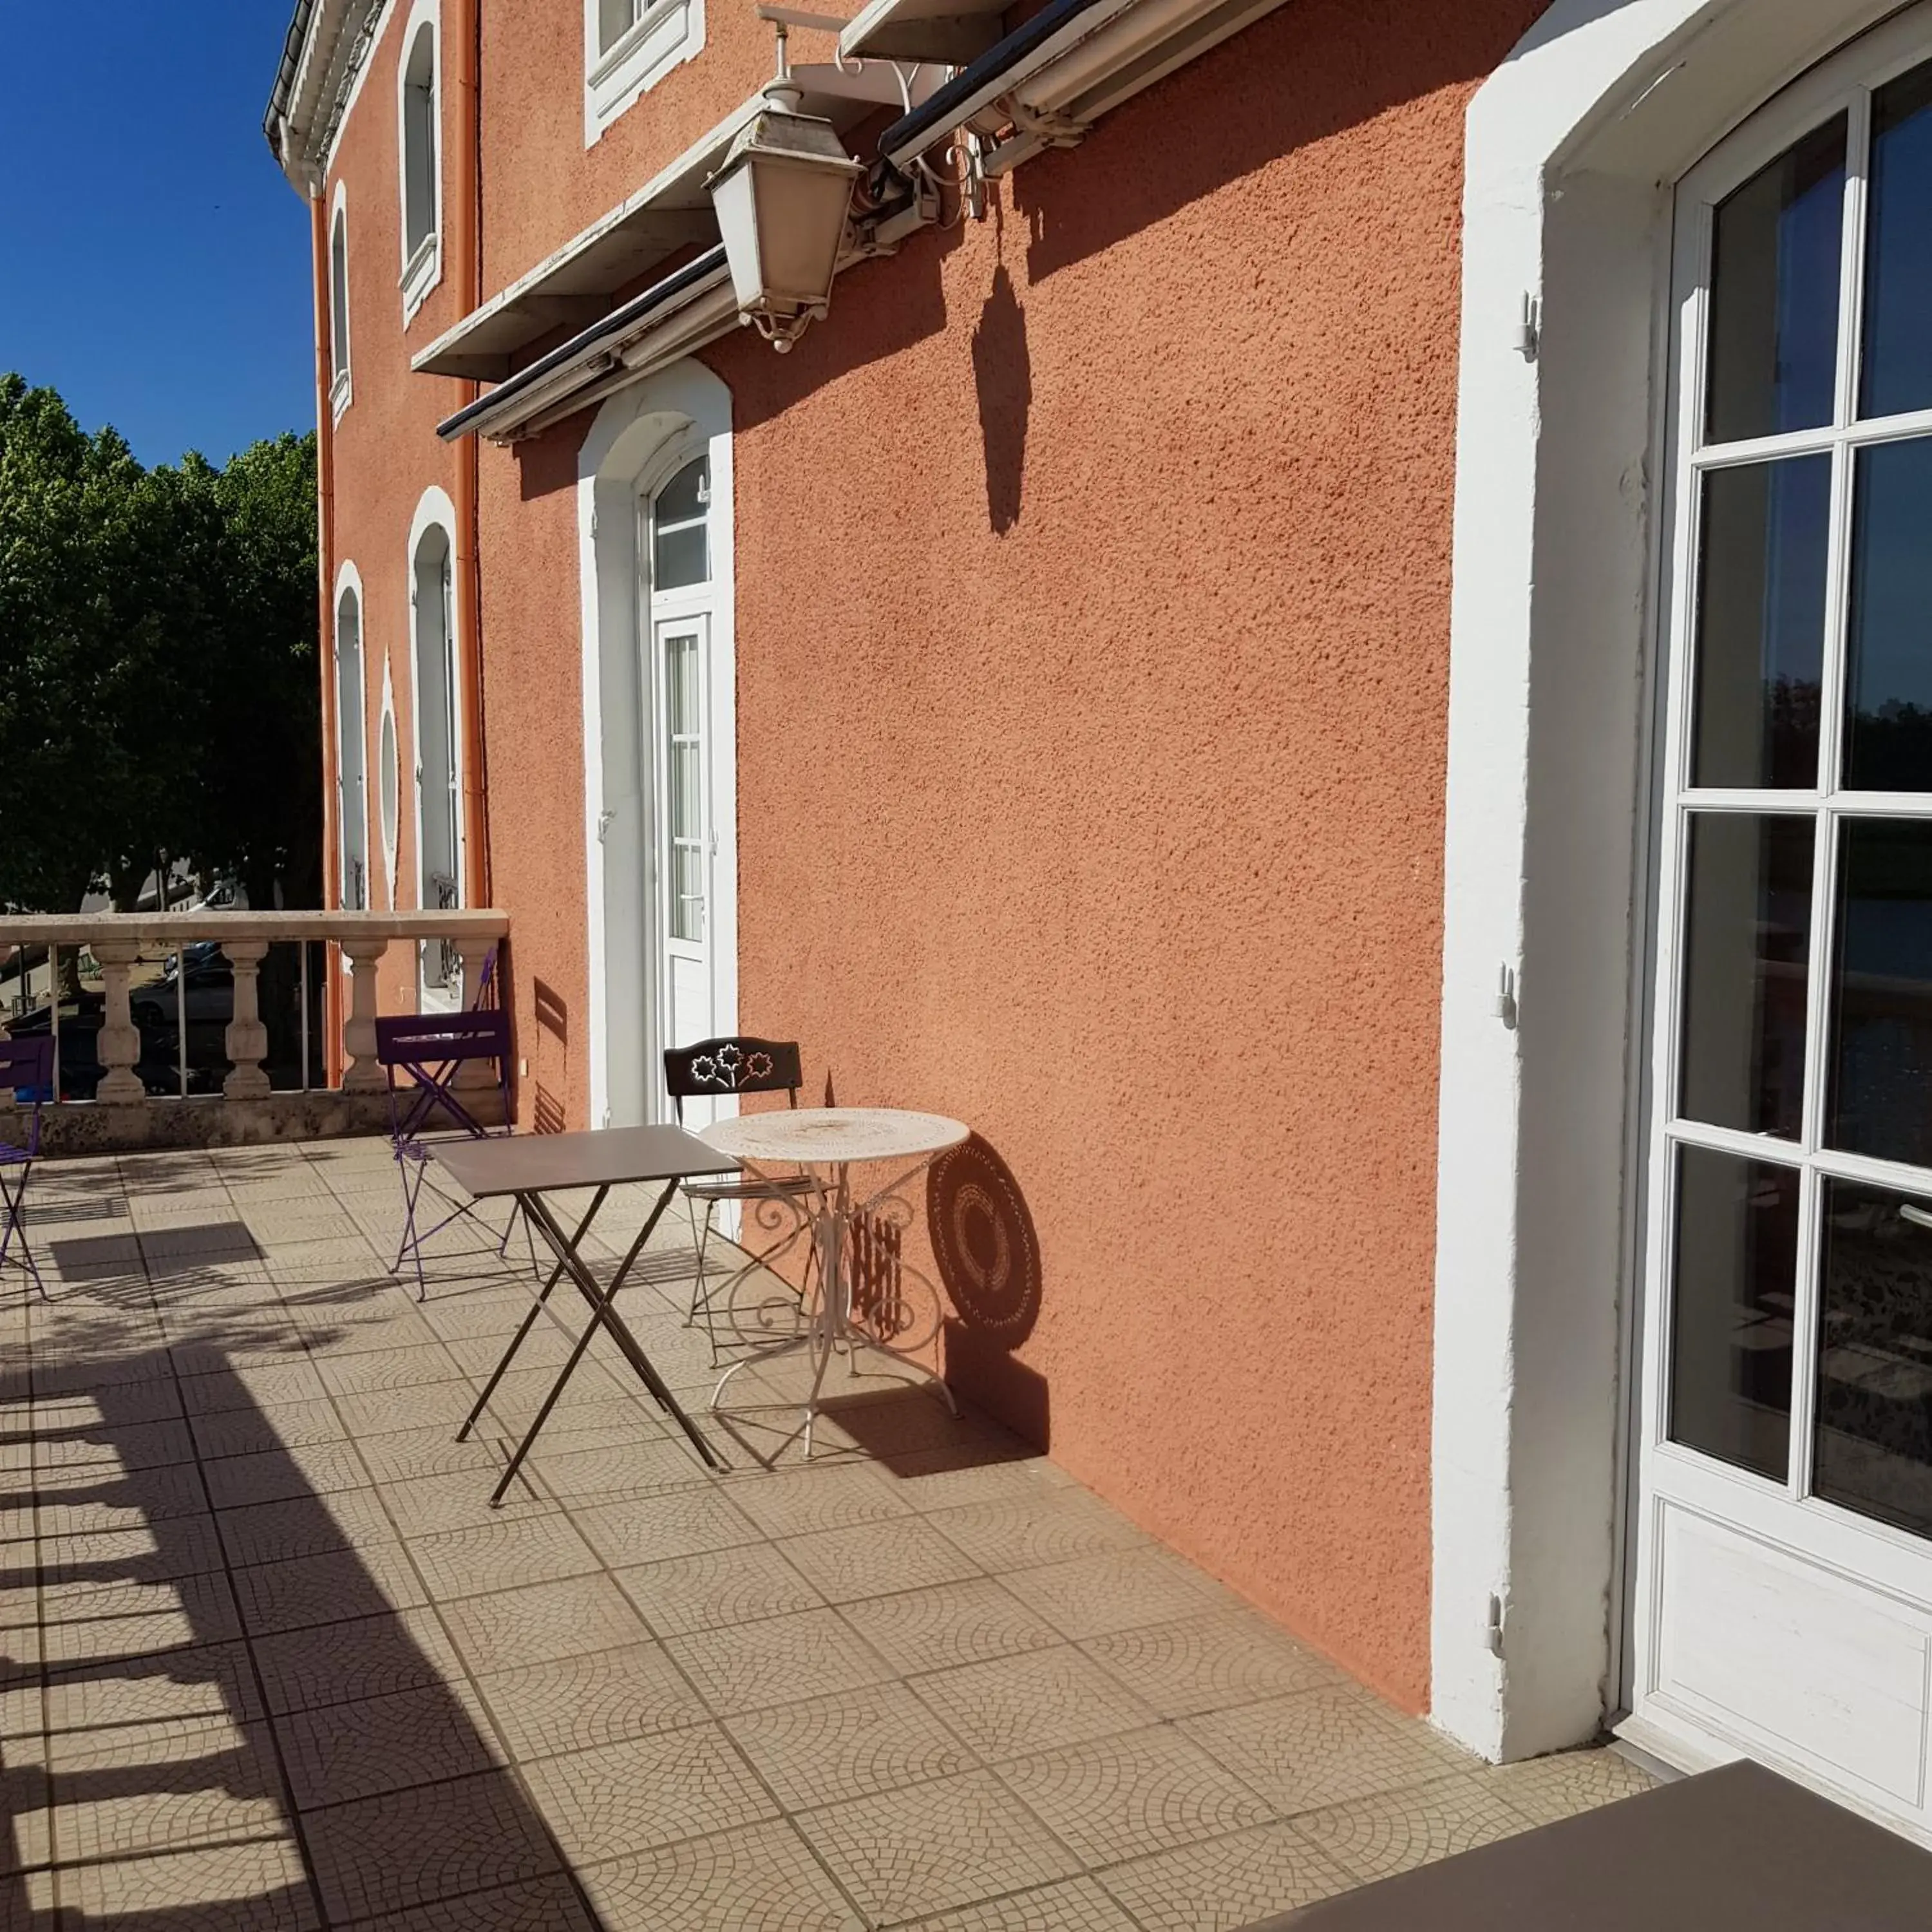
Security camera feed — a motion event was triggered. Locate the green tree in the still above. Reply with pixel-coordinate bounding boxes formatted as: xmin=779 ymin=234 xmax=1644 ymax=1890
xmin=0 ymin=375 xmax=319 ymax=914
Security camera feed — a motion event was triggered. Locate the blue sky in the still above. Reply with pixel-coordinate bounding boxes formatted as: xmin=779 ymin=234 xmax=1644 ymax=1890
xmin=0 ymin=3 xmax=314 ymax=469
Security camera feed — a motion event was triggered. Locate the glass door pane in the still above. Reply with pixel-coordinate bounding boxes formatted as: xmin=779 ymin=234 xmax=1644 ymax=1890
xmin=1861 ymin=59 xmax=1932 ymax=421
xmin=1815 ymin=1178 xmax=1932 ymax=1536
xmin=1829 ymin=818 xmax=1932 ymax=1165
xmin=1842 ymin=437 xmax=1932 ymax=791
xmin=1705 ymin=116 xmax=1846 ymax=444
xmin=1669 ymin=1146 xmax=1801 ymax=1480
xmin=661 ymin=628 xmax=704 ymax=945
xmin=1679 ymin=814 xmax=1814 ymax=1137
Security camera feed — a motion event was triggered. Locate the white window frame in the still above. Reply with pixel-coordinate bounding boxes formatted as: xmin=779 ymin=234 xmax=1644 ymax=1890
xmin=583 ymin=0 xmax=705 ymax=147
xmin=328 ymin=182 xmax=352 ymax=420
xmin=407 ymin=486 xmax=466 ymax=1010
xmin=333 ymin=564 xmax=371 ymax=917
xmin=377 ymin=659 xmax=401 ymax=912
xmin=397 ymin=0 xmax=444 ymax=325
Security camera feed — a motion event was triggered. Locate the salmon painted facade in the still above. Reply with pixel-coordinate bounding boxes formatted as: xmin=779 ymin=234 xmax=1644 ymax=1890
xmin=270 ymin=0 xmax=1932 ymax=1839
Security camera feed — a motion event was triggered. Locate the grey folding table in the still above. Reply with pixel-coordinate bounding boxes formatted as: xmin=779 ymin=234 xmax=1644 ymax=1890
xmin=433 ymin=1125 xmax=741 ymax=1502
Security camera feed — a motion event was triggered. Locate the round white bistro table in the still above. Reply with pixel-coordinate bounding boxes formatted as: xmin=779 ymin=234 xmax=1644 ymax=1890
xmin=699 ymin=1108 xmax=969 ymax=1453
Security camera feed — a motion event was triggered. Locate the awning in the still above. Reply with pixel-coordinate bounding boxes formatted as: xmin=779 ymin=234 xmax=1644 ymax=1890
xmin=414 ymin=62 xmax=945 ymax=383
xmin=435 ymin=246 xmax=735 ymax=445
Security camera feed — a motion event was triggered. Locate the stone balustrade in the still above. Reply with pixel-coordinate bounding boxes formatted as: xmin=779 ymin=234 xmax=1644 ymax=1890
xmin=0 ymin=910 xmax=509 ymax=1152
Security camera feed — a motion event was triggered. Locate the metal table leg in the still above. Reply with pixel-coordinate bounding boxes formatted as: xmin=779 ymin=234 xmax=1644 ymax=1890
xmin=456 ymin=1186 xmax=608 ymax=1444
xmin=489 ymin=1180 xmax=724 ymax=1504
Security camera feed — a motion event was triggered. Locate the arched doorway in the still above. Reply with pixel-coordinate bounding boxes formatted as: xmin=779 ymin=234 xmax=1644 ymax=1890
xmin=580 ymin=365 xmax=737 ymax=1129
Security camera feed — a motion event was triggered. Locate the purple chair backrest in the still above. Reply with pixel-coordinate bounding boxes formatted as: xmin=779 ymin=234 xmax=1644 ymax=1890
xmin=0 ymin=1035 xmax=55 ymax=1155
xmin=375 ymin=1010 xmax=512 ymax=1142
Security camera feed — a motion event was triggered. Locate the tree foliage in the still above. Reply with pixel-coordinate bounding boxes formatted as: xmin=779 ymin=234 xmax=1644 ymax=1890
xmin=0 ymin=375 xmax=319 ymax=913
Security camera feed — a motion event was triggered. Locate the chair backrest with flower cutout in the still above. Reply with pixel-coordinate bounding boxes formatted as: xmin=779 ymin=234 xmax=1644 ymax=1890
xmin=663 ymin=1037 xmax=802 ymax=1122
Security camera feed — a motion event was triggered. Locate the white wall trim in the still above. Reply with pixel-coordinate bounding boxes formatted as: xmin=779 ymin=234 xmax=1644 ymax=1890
xmin=328 ymin=179 xmax=353 ymax=420
xmin=332 ymin=560 xmax=370 ymax=916
xmin=578 ymin=363 xmax=735 ymax=1130
xmin=582 ymin=0 xmax=706 ymax=147
xmin=1432 ymin=0 xmax=1911 ymax=1764
xmin=396 ymin=0 xmax=444 ymax=325
xmin=377 ymin=657 xmax=400 ymax=911
xmin=405 ymin=484 xmax=462 ymax=931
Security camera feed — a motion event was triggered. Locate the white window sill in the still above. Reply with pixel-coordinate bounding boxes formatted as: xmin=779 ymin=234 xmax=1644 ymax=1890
xmin=585 ymin=0 xmax=703 ymax=146
xmin=330 ymin=368 xmax=353 ymax=423
xmin=401 ymin=232 xmax=442 ymax=326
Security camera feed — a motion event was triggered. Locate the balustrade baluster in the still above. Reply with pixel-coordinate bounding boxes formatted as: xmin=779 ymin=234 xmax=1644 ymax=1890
xmin=219 ymin=940 xmax=272 ymax=1099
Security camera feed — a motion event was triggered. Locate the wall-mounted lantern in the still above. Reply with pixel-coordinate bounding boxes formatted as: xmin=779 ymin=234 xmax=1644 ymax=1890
xmin=707 ymin=16 xmax=863 ymax=352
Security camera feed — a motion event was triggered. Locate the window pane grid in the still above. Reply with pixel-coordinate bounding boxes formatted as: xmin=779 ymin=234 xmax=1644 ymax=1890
xmin=1663 ymin=54 xmax=1932 ymax=1539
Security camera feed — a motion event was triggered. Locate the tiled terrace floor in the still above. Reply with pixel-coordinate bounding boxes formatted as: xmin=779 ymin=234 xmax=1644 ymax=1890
xmin=0 ymin=1139 xmax=1653 ymax=1931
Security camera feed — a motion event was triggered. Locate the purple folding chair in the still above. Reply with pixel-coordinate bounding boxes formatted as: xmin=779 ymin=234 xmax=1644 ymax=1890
xmin=0 ymin=1035 xmax=55 ymax=1298
xmin=375 ymin=1009 xmax=518 ymax=1300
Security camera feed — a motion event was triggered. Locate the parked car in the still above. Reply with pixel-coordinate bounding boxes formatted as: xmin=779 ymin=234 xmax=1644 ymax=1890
xmin=131 ymin=947 xmax=234 ymax=1031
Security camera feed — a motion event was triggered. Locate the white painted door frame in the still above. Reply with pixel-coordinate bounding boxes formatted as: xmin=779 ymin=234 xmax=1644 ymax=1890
xmin=1434 ymin=0 xmax=1914 ymax=1766
xmin=578 ymin=364 xmax=738 ymax=1131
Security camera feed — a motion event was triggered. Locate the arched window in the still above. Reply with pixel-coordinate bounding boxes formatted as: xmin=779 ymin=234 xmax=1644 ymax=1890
xmin=398 ymin=6 xmax=440 ymax=319
xmin=410 ymin=510 xmax=462 ymax=1003
xmin=378 ymin=672 xmax=400 ymax=912
xmin=334 ymin=578 xmax=368 ymax=911
xmin=328 ymin=189 xmax=351 ymax=415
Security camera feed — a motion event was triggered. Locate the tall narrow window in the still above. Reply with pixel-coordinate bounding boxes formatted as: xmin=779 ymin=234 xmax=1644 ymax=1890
xmin=328 ymin=198 xmax=352 ymax=413
xmin=399 ymin=15 xmax=440 ymax=318
xmin=412 ymin=520 xmax=462 ymax=1003
xmin=334 ymin=585 xmax=368 ymax=912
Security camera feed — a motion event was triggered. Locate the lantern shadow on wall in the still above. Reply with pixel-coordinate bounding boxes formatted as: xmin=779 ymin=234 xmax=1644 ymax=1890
xmin=928 ymin=1132 xmax=1048 ymax=1446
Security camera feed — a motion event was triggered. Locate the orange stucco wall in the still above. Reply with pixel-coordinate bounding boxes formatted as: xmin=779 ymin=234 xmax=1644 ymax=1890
xmin=316 ymin=0 xmax=1548 ymax=1712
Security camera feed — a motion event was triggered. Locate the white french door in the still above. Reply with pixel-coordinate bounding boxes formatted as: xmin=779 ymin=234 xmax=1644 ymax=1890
xmin=641 ymin=453 xmax=726 ymax=1125
xmin=1629 ymin=8 xmax=1932 ymax=1839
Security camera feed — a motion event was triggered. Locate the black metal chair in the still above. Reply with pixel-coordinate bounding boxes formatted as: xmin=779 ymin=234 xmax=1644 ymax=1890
xmin=664 ymin=1036 xmax=817 ymax=1356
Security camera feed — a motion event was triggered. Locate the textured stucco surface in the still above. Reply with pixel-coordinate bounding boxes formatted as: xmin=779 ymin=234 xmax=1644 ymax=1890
xmin=317 ymin=0 xmax=1549 ymax=1712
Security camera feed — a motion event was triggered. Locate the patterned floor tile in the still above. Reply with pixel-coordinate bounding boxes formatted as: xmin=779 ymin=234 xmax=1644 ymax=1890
xmin=1095 ymin=1819 xmax=1354 ymax=1931
xmin=231 ymin=1542 xmax=426 ymax=1635
xmin=190 ymin=1398 xmax=350 ymax=1463
xmin=1182 ymin=1684 xmax=1475 ymax=1817
xmin=314 ymin=1344 xmax=464 ymax=1397
xmin=614 ymin=1540 xmax=825 ymax=1636
xmin=726 ymin=1680 xmax=978 ymax=1806
xmin=1079 ymin=1611 xmax=1341 ymax=1718
xmin=908 ymin=1646 xmax=1157 ymax=1759
xmin=1001 ymin=1548 xmax=1227 ymax=1640
xmin=571 ymin=1486 xmax=765 ymax=1566
xmin=778 ymin=1516 xmax=982 ymax=1604
xmin=719 ymin=1459 xmax=914 ymax=1538
xmin=406 ymin=1513 xmax=600 ymax=1600
xmin=46 ymin=1716 xmax=287 ymax=1861
xmin=580 ymin=1819 xmax=864 ymax=1932
xmin=39 ymin=1567 xmax=242 ymax=1664
xmin=252 ymin=1608 xmax=462 ymax=1714
xmin=920 ymin=1495 xmax=1146 ymax=1573
xmin=305 ymin=1770 xmax=565 ymax=1921
xmin=442 ymin=1573 xmax=651 ymax=1675
xmin=279 ymin=1681 xmax=500 ymax=1807
xmin=33 ymin=1642 xmax=263 ymax=1735
xmin=35 ymin=1417 xmax=198 ymax=1475
xmin=35 ymin=1510 xmax=229 ymax=1585
xmin=895 ymin=1876 xmax=1140 ymax=1932
xmin=521 ymin=1726 xmax=776 ymax=1859
xmin=665 ymin=1608 xmax=896 ymax=1716
xmin=333 ymin=1381 xmax=482 ymax=1438
xmin=994 ymin=1723 xmax=1276 ymax=1867
xmin=176 ymin=1361 xmax=329 ymax=1416
xmin=352 ymin=1423 xmax=509 ymax=1486
xmin=57 ymin=1836 xmax=321 ymax=1928
xmin=474 ymin=1642 xmax=708 ymax=1761
xmin=216 ymin=1488 xmax=397 ymax=1569
xmin=835 ymin=1577 xmax=1063 ymax=1676
xmin=374 ymin=1468 xmax=551 ymax=1538
xmin=352 ymin=1874 xmax=603 ymax=1931
xmin=1485 ymin=1745 xmax=1659 ymax=1825
xmin=202 ymin=1440 xmax=370 ymax=1510
xmin=1293 ymin=1771 xmax=1538 ymax=1880
xmin=799 ymin=1770 xmax=1079 ymax=1923
xmin=522 ymin=1435 xmax=715 ymax=1504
